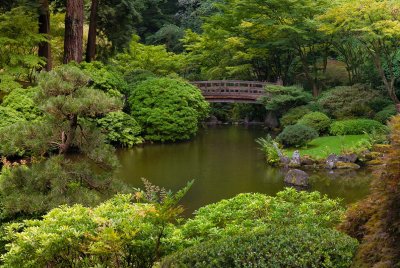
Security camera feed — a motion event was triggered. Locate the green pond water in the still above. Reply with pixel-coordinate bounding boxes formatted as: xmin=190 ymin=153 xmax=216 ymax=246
xmin=116 ymin=125 xmax=372 ymax=215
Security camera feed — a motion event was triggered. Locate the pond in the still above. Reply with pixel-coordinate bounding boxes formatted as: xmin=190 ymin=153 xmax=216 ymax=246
xmin=116 ymin=125 xmax=372 ymax=215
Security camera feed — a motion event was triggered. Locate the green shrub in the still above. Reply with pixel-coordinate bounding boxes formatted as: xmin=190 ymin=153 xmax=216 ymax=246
xmin=317 ymin=86 xmax=377 ymax=118
xmin=97 ymin=111 xmax=143 ymax=147
xmin=330 ymin=119 xmax=386 ymax=135
xmin=1 ymin=181 xmax=191 ymax=268
xmin=298 ymin=111 xmax=331 ymax=134
xmin=256 ymin=135 xmax=281 ymax=166
xmin=162 ymin=226 xmax=358 ymax=268
xmin=79 ymin=61 xmax=128 ymax=95
xmin=260 ymin=85 xmax=313 ymax=113
xmin=129 ymin=77 xmax=209 ymax=142
xmin=280 ymin=106 xmax=310 ymax=127
xmin=1 ymin=87 xmax=41 ymax=121
xmin=374 ymin=105 xmax=397 ymax=123
xmin=180 ymin=188 xmax=344 ymax=242
xmin=277 ymin=124 xmax=318 ymax=147
xmin=0 ymin=106 xmax=25 ymax=128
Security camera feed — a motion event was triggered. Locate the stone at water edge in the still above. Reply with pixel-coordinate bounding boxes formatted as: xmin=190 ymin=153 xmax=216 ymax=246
xmin=326 ymin=154 xmax=338 ymax=169
xmin=338 ymin=154 xmax=358 ymax=163
xmin=284 ymin=169 xmax=309 ymax=187
xmin=289 ymin=150 xmax=301 ymax=167
xmin=335 ymin=161 xmax=361 ymax=169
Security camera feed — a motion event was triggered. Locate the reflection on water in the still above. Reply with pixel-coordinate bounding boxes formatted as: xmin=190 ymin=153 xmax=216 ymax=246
xmin=116 ymin=125 xmax=372 ymax=215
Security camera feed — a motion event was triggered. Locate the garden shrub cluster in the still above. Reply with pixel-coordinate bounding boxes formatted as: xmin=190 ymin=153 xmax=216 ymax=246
xmin=317 ymin=86 xmax=378 ymax=119
xmin=279 ymin=106 xmax=310 ymax=127
xmin=1 ymin=87 xmax=41 ymax=121
xmin=129 ymin=77 xmax=209 ymax=142
xmin=374 ymin=104 xmax=397 ymax=123
xmin=162 ymin=226 xmax=358 ymax=268
xmin=330 ymin=119 xmax=386 ymax=135
xmin=97 ymin=111 xmax=143 ymax=147
xmin=277 ymin=124 xmax=318 ymax=147
xmin=340 ymin=116 xmax=400 ymax=267
xmin=298 ymin=111 xmax=331 ymax=134
xmin=0 ymin=106 xmax=25 ymax=129
xmin=1 ymin=188 xmax=357 ymax=268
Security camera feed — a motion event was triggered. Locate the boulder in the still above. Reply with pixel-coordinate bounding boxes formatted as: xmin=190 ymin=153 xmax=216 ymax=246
xmin=289 ymin=150 xmax=301 ymax=167
xmin=338 ymin=153 xmax=358 ymax=163
xmin=335 ymin=161 xmax=360 ymax=169
xmin=326 ymin=154 xmax=338 ymax=169
xmin=284 ymin=169 xmax=309 ymax=187
xmin=301 ymin=155 xmax=316 ymax=166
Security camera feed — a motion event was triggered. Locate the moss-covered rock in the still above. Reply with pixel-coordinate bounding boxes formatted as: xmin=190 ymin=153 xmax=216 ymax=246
xmin=336 ymin=161 xmax=360 ymax=169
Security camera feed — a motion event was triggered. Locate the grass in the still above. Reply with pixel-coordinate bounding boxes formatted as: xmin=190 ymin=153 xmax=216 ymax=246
xmin=285 ymin=135 xmax=367 ymax=159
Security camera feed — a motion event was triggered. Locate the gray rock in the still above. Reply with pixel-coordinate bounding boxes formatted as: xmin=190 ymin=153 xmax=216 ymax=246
xmin=326 ymin=154 xmax=338 ymax=169
xmin=338 ymin=154 xmax=358 ymax=163
xmin=289 ymin=150 xmax=301 ymax=167
xmin=284 ymin=169 xmax=309 ymax=187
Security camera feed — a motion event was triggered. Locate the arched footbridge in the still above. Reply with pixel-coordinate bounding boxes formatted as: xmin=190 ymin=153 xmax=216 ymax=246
xmin=191 ymin=80 xmax=277 ymax=103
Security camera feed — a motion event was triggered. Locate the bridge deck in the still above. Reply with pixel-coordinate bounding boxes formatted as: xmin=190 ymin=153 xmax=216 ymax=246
xmin=191 ymin=80 xmax=274 ymax=103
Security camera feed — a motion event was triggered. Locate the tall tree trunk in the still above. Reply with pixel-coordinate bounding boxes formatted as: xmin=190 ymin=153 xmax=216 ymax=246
xmin=86 ymin=0 xmax=98 ymax=62
xmin=60 ymin=115 xmax=78 ymax=154
xmin=63 ymin=0 xmax=84 ymax=64
xmin=38 ymin=0 xmax=52 ymax=71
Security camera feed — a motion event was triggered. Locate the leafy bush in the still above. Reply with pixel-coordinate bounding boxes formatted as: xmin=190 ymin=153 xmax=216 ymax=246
xmin=129 ymin=77 xmax=209 ymax=142
xmin=1 ymin=87 xmax=41 ymax=121
xmin=260 ymin=85 xmax=312 ymax=113
xmin=279 ymin=106 xmax=310 ymax=127
xmin=1 ymin=181 xmax=192 ymax=268
xmin=339 ymin=116 xmax=400 ymax=266
xmin=162 ymin=226 xmax=358 ymax=268
xmin=0 ymin=106 xmax=25 ymax=128
xmin=256 ymin=135 xmax=281 ymax=166
xmin=111 ymin=35 xmax=185 ymax=76
xmin=298 ymin=111 xmax=331 ymax=134
xmin=317 ymin=86 xmax=378 ymax=118
xmin=277 ymin=124 xmax=318 ymax=147
xmin=97 ymin=111 xmax=143 ymax=147
xmin=180 ymin=188 xmax=344 ymax=242
xmin=330 ymin=119 xmax=386 ymax=135
xmin=374 ymin=104 xmax=397 ymax=123
xmin=79 ymin=61 xmax=128 ymax=95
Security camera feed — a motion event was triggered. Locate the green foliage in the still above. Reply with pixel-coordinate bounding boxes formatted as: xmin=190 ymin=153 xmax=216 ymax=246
xmin=329 ymin=119 xmax=386 ymax=136
xmin=256 ymin=135 xmax=280 ymax=166
xmin=374 ymin=105 xmax=397 ymax=123
xmin=261 ymin=86 xmax=313 ymax=113
xmin=0 ymin=6 xmax=45 ymax=81
xmin=298 ymin=111 xmax=331 ymax=134
xmin=180 ymin=188 xmax=344 ymax=243
xmin=277 ymin=124 xmax=318 ymax=147
xmin=317 ymin=86 xmax=378 ymax=119
xmin=0 ymin=106 xmax=24 ymax=129
xmin=129 ymin=77 xmax=209 ymax=142
xmin=1 ymin=87 xmax=41 ymax=121
xmin=97 ymin=111 xmax=143 ymax=147
xmin=280 ymin=106 xmax=311 ymax=127
xmin=79 ymin=61 xmax=128 ymax=95
xmin=1 ymin=180 xmax=192 ymax=268
xmin=111 ymin=36 xmax=185 ymax=77
xmin=162 ymin=226 xmax=358 ymax=268
xmin=0 ymin=74 xmax=21 ymax=96
xmin=340 ymin=116 xmax=400 ymax=266
xmin=0 ymin=156 xmax=121 ymax=220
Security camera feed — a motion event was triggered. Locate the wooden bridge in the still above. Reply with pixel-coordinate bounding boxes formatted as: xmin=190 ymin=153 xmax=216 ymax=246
xmin=191 ymin=80 xmax=276 ymax=103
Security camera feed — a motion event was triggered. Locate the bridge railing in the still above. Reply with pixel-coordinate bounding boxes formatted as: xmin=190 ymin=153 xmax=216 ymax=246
xmin=191 ymin=80 xmax=272 ymax=96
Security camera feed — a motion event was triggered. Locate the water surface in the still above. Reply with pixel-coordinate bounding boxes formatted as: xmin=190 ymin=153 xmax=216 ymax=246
xmin=116 ymin=125 xmax=372 ymax=214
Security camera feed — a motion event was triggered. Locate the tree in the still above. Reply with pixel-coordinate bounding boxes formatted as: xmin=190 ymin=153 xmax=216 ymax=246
xmin=37 ymin=65 xmax=122 ymax=154
xmin=38 ymin=0 xmax=52 ymax=70
xmin=320 ymin=0 xmax=400 ymax=103
xmin=63 ymin=0 xmax=84 ymax=63
xmin=85 ymin=0 xmax=98 ymax=62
